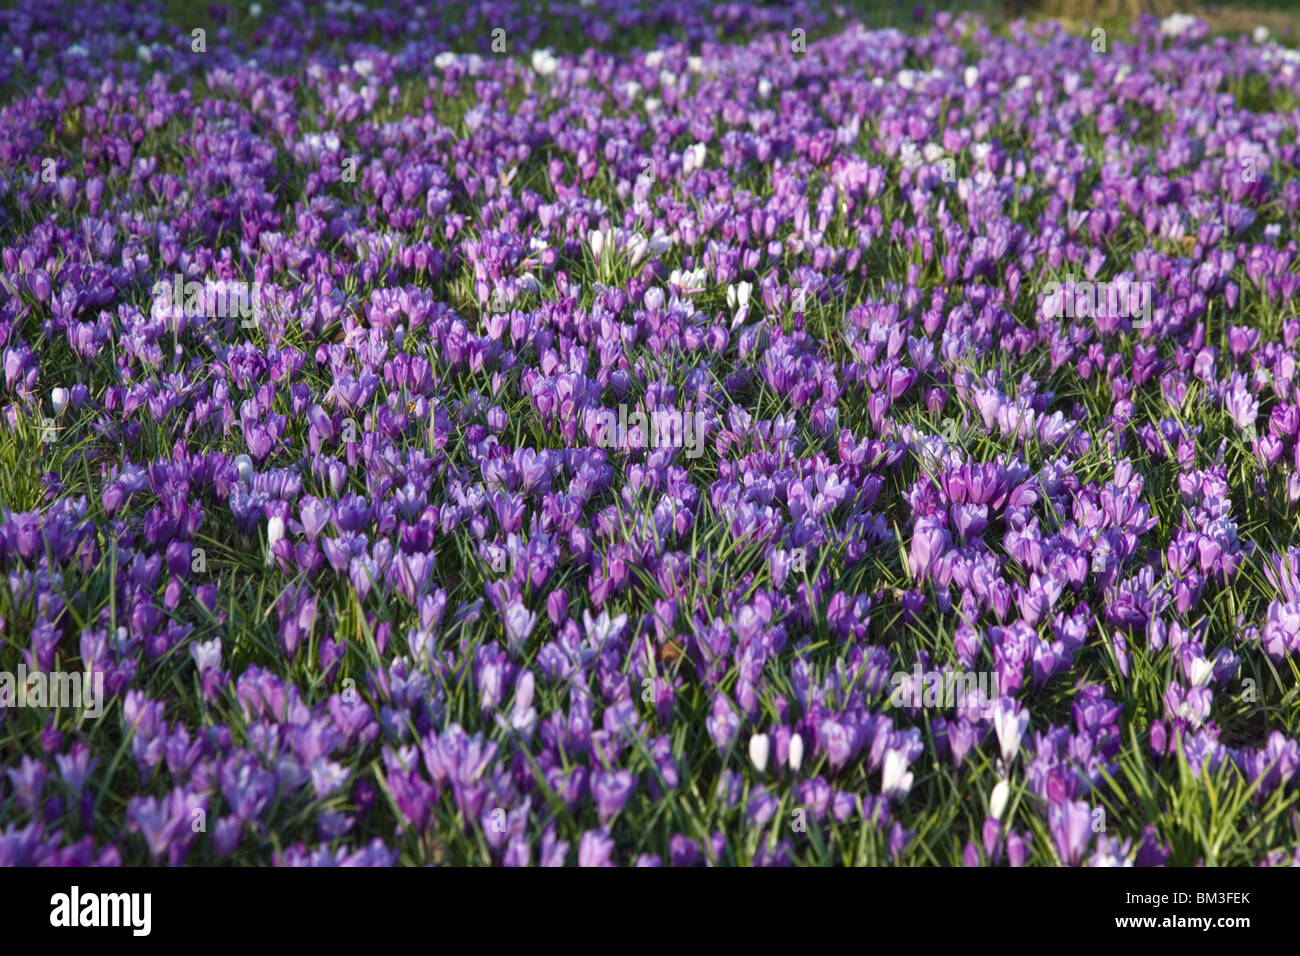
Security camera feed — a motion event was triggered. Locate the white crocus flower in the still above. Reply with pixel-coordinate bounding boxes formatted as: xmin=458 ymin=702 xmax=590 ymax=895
xmin=1160 ymin=13 xmax=1197 ymax=36
xmin=989 ymin=779 xmax=1010 ymax=820
xmin=582 ymin=608 xmax=628 ymax=648
xmin=992 ymin=699 xmax=1029 ymax=766
xmin=646 ymin=231 xmax=672 ymax=258
xmin=531 ymin=48 xmax=557 ymax=76
xmin=788 ymin=733 xmax=804 ymax=773
xmin=234 ymin=454 xmax=254 ymax=485
xmin=748 ymin=733 xmax=770 ymax=774
xmin=683 ymin=142 xmax=706 ymax=176
xmin=266 ymin=515 xmax=285 ymax=564
xmin=898 ymin=142 xmax=923 ymax=172
xmin=668 ymin=267 xmax=707 ymax=296
xmin=882 ymin=749 xmax=914 ymax=802
xmin=726 ymin=281 xmax=751 ymax=310
xmin=625 ymin=233 xmax=649 ymax=267
xmin=727 ymin=281 xmax=752 ymax=329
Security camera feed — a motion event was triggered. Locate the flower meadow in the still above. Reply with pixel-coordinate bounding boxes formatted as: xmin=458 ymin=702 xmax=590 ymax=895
xmin=2 ymin=0 xmax=1300 ymax=870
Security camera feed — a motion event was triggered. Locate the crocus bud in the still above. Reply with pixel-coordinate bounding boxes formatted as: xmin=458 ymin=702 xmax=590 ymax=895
xmin=51 ymin=388 xmax=69 ymax=415
xmin=234 ymin=454 xmax=253 ymax=484
xmin=748 ymin=732 xmax=769 ymax=774
xmin=992 ymin=699 xmax=1028 ymax=766
xmin=266 ymin=516 xmax=285 ymax=565
xmin=989 ymin=779 xmax=1010 ymax=821
xmin=788 ymin=732 xmax=804 ymax=773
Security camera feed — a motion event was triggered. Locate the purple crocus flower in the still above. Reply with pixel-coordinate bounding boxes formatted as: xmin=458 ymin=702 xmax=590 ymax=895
xmin=577 ymin=828 xmax=615 ymax=867
xmin=1048 ymin=799 xmax=1094 ymax=867
xmin=592 ymin=769 xmax=635 ymax=825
